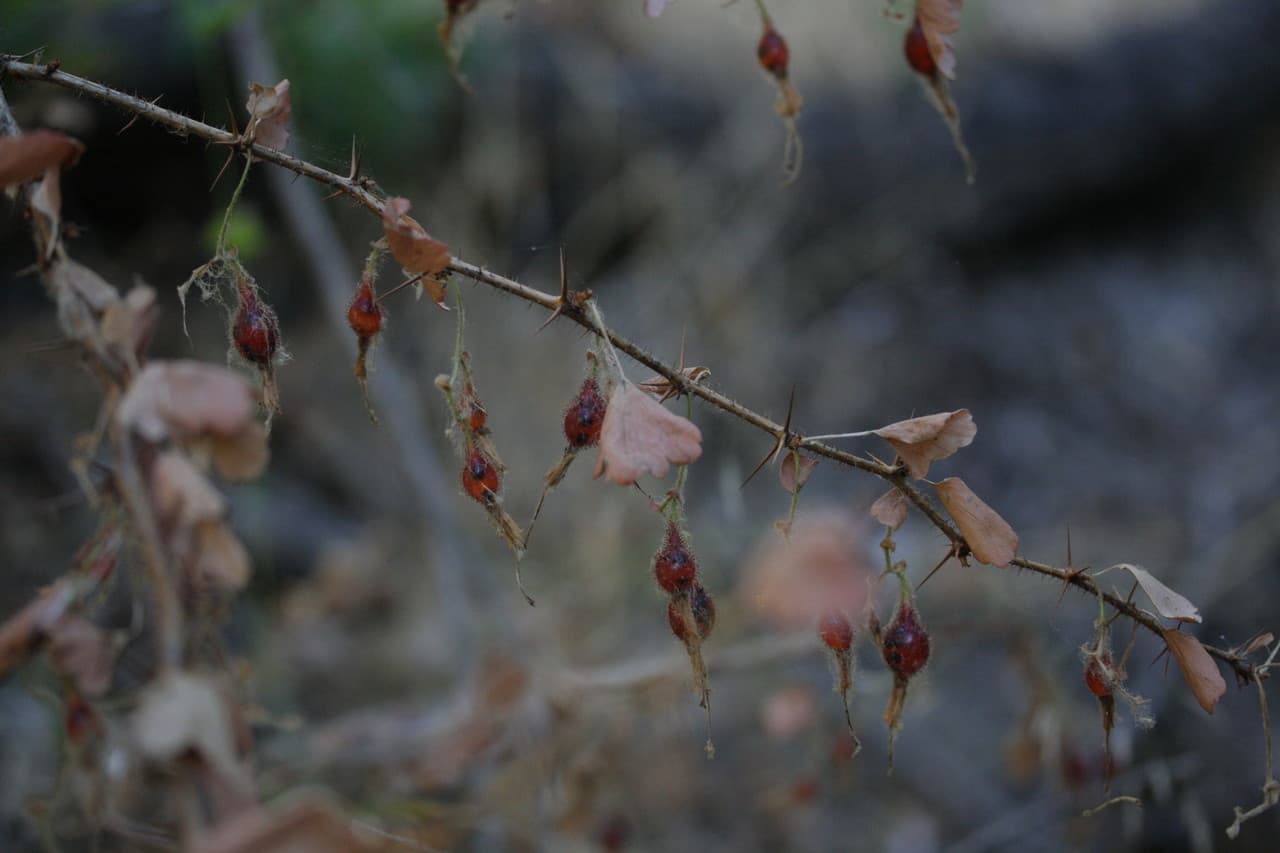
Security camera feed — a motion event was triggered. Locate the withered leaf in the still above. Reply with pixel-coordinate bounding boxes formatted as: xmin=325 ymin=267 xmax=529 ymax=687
xmin=0 ymin=582 xmax=77 ymax=680
xmin=1110 ymin=563 xmax=1201 ymax=624
xmin=874 ymin=409 xmax=975 ymax=479
xmin=245 ymin=79 xmax=291 ymax=152
xmin=934 ymin=477 xmax=1018 ymax=567
xmin=207 ymin=422 xmax=270 ymax=482
xmin=779 ymin=453 xmax=817 ymax=494
xmin=917 ymin=0 xmax=963 ymax=80
xmin=194 ymin=523 xmax=252 ymax=592
xmin=133 ymin=672 xmax=251 ymax=791
xmin=118 ymin=360 xmax=257 ymax=443
xmin=46 ymin=615 xmax=114 ymax=698
xmin=592 ymin=381 xmax=702 ymax=485
xmin=0 ymin=129 xmax=84 ymax=187
xmin=100 ymin=284 xmax=157 ymax=365
xmin=870 ymin=487 xmax=909 ymax=530
xmin=151 ymin=451 xmax=226 ymax=527
xmin=381 ymin=197 xmax=451 ymax=281
xmin=1162 ymin=629 xmax=1226 ymax=715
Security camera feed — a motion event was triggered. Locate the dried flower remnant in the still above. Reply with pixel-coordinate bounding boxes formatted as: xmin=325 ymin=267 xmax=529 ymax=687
xmin=668 ymin=583 xmax=716 ymax=644
xmin=904 ymin=0 xmax=975 ymax=182
xmin=244 ymin=79 xmax=291 ymax=152
xmin=818 ymin=609 xmax=861 ymax=755
xmin=229 ymin=273 xmax=283 ymax=418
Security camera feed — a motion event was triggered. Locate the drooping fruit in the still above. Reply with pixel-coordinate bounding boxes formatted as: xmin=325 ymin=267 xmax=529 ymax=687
xmin=669 ymin=583 xmax=716 ymax=643
xmin=654 ymin=522 xmax=697 ymax=593
xmin=461 ymin=448 xmax=500 ymax=503
xmin=347 ymin=277 xmax=383 ymax=338
xmin=468 ymin=401 xmax=488 ymax=433
xmin=819 ymin=610 xmax=854 ymax=652
xmin=1085 ymin=655 xmax=1113 ymax=698
xmin=564 ymin=378 xmax=606 ymax=449
xmin=232 ymin=280 xmax=280 ymax=366
xmin=882 ymin=603 xmax=930 ymax=678
xmin=904 ymin=15 xmax=937 ymax=78
xmin=757 ymin=23 xmax=790 ymax=80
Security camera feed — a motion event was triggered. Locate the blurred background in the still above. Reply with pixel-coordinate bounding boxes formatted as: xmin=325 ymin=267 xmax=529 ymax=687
xmin=3 ymin=0 xmax=1280 ymax=850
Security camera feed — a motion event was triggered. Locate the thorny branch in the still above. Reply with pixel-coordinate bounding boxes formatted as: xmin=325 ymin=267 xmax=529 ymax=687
xmin=0 ymin=55 xmax=1265 ymax=686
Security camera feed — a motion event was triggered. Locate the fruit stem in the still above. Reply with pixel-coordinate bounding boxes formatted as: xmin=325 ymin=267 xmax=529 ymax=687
xmin=585 ymin=300 xmax=627 ymax=382
xmin=215 ymin=154 xmax=253 ymax=257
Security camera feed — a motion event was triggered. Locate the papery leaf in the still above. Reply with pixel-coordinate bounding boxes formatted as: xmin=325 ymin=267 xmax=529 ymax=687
xmin=245 ymin=79 xmax=291 ymax=152
xmin=592 ymin=382 xmax=702 ymax=485
xmin=0 ymin=129 xmax=83 ymax=187
xmin=133 ymin=672 xmax=251 ymax=791
xmin=1161 ymin=629 xmax=1226 ymax=714
xmin=870 ymin=488 xmax=909 ymax=530
xmin=934 ymin=477 xmax=1018 ymax=567
xmin=1110 ymin=563 xmax=1201 ymax=624
xmin=779 ymin=453 xmax=817 ymax=494
xmin=916 ymin=0 xmax=963 ymax=80
xmin=873 ymin=409 xmax=975 ymax=479
xmin=117 ymin=360 xmax=257 ymax=443
xmin=381 ymin=197 xmax=450 ymax=280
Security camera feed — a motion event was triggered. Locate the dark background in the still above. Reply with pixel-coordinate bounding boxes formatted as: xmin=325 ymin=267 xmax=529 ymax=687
xmin=2 ymin=1 xmax=1279 ymax=850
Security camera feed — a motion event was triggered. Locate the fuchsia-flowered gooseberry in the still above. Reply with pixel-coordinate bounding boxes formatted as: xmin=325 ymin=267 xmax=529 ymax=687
xmin=669 ymin=583 xmax=716 ymax=644
xmin=564 ymin=378 xmax=606 ymax=449
xmin=232 ymin=279 xmax=280 ymax=366
xmin=346 ymin=277 xmax=383 ymax=339
xmin=819 ymin=610 xmax=854 ymax=652
xmin=881 ymin=602 xmax=931 ymax=678
xmin=654 ymin=522 xmax=697 ymax=593
xmin=461 ymin=448 xmax=500 ymax=503
xmin=757 ymin=23 xmax=790 ymax=80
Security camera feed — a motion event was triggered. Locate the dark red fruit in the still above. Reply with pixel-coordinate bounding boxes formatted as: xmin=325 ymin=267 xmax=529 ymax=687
xmin=818 ymin=610 xmax=853 ymax=652
xmin=881 ymin=603 xmax=930 ymax=677
xmin=758 ymin=25 xmax=790 ymax=79
xmin=461 ymin=448 xmax=500 ymax=503
xmin=1085 ymin=655 xmax=1112 ymax=697
xmin=232 ymin=282 xmax=280 ymax=366
xmin=468 ymin=401 xmax=488 ymax=433
xmin=669 ymin=583 xmax=716 ymax=643
xmin=347 ymin=277 xmax=383 ymax=338
xmin=64 ymin=693 xmax=101 ymax=746
xmin=654 ymin=523 xmax=697 ymax=593
xmin=564 ymin=378 xmax=605 ymax=448
xmin=904 ymin=16 xmax=937 ymax=78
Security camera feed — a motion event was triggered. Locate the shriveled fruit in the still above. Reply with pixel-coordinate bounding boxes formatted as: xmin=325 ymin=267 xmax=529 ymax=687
xmin=758 ymin=24 xmax=790 ymax=79
xmin=346 ymin=278 xmax=383 ymax=338
xmin=468 ymin=401 xmax=487 ymax=433
xmin=818 ymin=610 xmax=854 ymax=652
xmin=564 ymin=378 xmax=606 ymax=449
xmin=1085 ymin=655 xmax=1113 ymax=698
xmin=232 ymin=283 xmax=280 ymax=366
xmin=669 ymin=583 xmax=716 ymax=643
xmin=654 ymin=523 xmax=697 ymax=593
xmin=882 ymin=603 xmax=930 ymax=677
xmin=461 ymin=448 xmax=500 ymax=503
xmin=904 ymin=16 xmax=937 ymax=78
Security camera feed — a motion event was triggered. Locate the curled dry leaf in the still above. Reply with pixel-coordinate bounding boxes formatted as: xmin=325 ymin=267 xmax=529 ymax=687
xmin=870 ymin=488 xmax=909 ymax=530
xmin=133 ymin=671 xmax=251 ymax=792
xmin=779 ymin=453 xmax=817 ymax=494
xmin=150 ymin=452 xmax=251 ymax=591
xmin=1161 ymin=629 xmax=1226 ymax=715
xmin=874 ymin=409 xmax=975 ymax=479
xmin=1109 ymin=563 xmax=1201 ymax=624
xmin=0 ymin=128 xmax=84 ymax=187
xmin=638 ymin=365 xmax=711 ymax=403
xmin=119 ymin=360 xmax=256 ymax=442
xmin=593 ymin=381 xmax=702 ymax=486
xmin=193 ymin=523 xmax=252 ymax=592
xmin=381 ymin=197 xmax=451 ymax=282
xmin=46 ymin=615 xmax=114 ymax=698
xmin=245 ymin=79 xmax=291 ymax=152
xmin=741 ymin=509 xmax=873 ymax=631
xmin=99 ymin=284 xmax=158 ymax=367
xmin=934 ymin=477 xmax=1018 ymax=567
xmin=916 ymin=0 xmax=963 ymax=80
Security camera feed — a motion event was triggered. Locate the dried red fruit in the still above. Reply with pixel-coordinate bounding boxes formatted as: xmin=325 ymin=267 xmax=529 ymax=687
xmin=1085 ymin=655 xmax=1112 ymax=698
xmin=461 ymin=448 xmax=500 ymax=503
xmin=564 ymin=378 xmax=606 ymax=449
xmin=881 ymin=603 xmax=930 ymax=678
xmin=346 ymin=277 xmax=383 ymax=338
xmin=818 ymin=610 xmax=854 ymax=652
xmin=904 ymin=15 xmax=937 ymax=78
xmin=232 ymin=280 xmax=280 ymax=366
xmin=669 ymin=583 xmax=716 ymax=643
xmin=468 ymin=401 xmax=488 ymax=433
xmin=758 ymin=24 xmax=790 ymax=79
xmin=654 ymin=523 xmax=697 ymax=593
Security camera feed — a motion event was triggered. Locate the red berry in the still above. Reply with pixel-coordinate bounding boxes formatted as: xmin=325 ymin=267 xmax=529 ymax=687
xmin=757 ymin=24 xmax=789 ymax=79
xmin=564 ymin=378 xmax=605 ymax=448
xmin=904 ymin=16 xmax=937 ymax=78
xmin=881 ymin=603 xmax=930 ymax=677
xmin=347 ymin=277 xmax=383 ymax=339
xmin=1085 ymin=655 xmax=1112 ymax=697
xmin=232 ymin=282 xmax=280 ymax=366
xmin=669 ymin=583 xmax=716 ymax=643
xmin=818 ymin=610 xmax=853 ymax=652
xmin=461 ymin=448 xmax=500 ymax=503
xmin=468 ymin=401 xmax=488 ymax=433
xmin=654 ymin=523 xmax=697 ymax=593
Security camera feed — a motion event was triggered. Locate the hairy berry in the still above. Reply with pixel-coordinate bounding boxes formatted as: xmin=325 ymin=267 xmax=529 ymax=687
xmin=669 ymin=583 xmax=716 ymax=643
xmin=758 ymin=25 xmax=790 ymax=79
xmin=468 ymin=401 xmax=488 ymax=433
xmin=654 ymin=523 xmax=697 ymax=593
xmin=904 ymin=16 xmax=937 ymax=78
xmin=564 ymin=378 xmax=605 ymax=448
xmin=882 ymin=603 xmax=930 ymax=678
xmin=461 ymin=448 xmax=500 ymax=503
xmin=232 ymin=283 xmax=280 ymax=366
xmin=347 ymin=277 xmax=383 ymax=338
xmin=1085 ymin=655 xmax=1113 ymax=698
xmin=818 ymin=610 xmax=854 ymax=652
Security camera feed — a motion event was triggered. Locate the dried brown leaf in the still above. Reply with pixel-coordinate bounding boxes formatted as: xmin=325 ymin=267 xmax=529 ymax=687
xmin=1111 ymin=563 xmax=1201 ymax=624
xmin=0 ymin=129 xmax=84 ymax=187
xmin=381 ymin=197 xmax=451 ymax=280
xmin=916 ymin=0 xmax=963 ymax=80
xmin=779 ymin=453 xmax=817 ymax=494
xmin=592 ymin=381 xmax=702 ymax=485
xmin=245 ymin=79 xmax=291 ymax=152
xmin=118 ymin=360 xmax=257 ymax=443
xmin=873 ymin=409 xmax=975 ymax=479
xmin=207 ymin=421 xmax=270 ymax=482
xmin=194 ymin=523 xmax=252 ymax=592
xmin=151 ymin=451 xmax=227 ymax=527
xmin=1161 ymin=629 xmax=1226 ymax=715
xmin=934 ymin=477 xmax=1018 ymax=567
xmin=870 ymin=488 xmax=909 ymax=530
xmin=46 ymin=615 xmax=114 ymax=698
xmin=133 ymin=671 xmax=251 ymax=791
xmin=193 ymin=798 xmax=387 ymax=853
xmin=100 ymin=284 xmax=158 ymax=365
